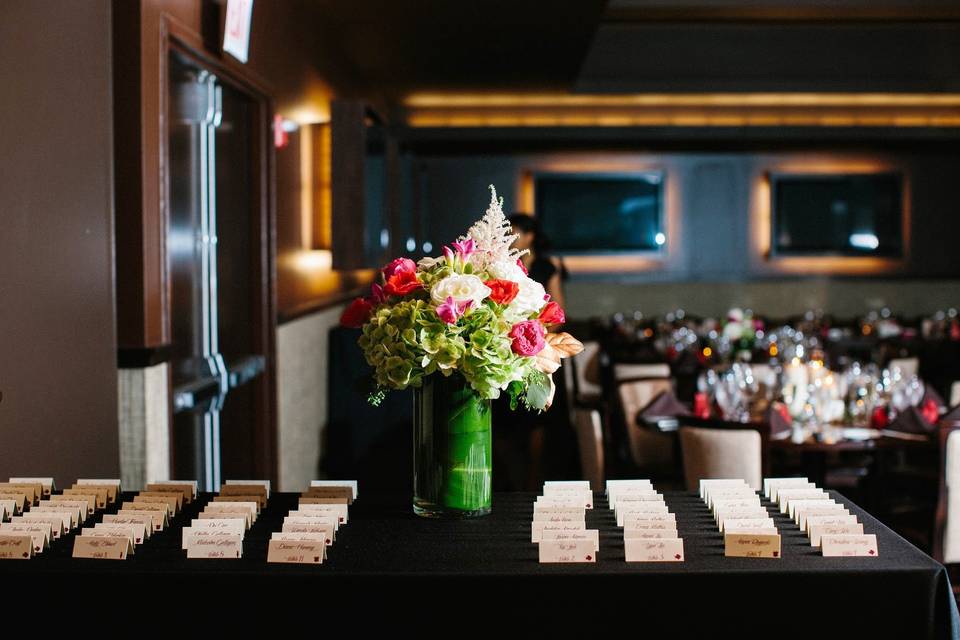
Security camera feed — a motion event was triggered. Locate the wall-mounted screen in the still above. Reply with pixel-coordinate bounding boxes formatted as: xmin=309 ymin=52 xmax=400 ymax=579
xmin=534 ymin=172 xmax=664 ymax=254
xmin=770 ymin=172 xmax=904 ymax=257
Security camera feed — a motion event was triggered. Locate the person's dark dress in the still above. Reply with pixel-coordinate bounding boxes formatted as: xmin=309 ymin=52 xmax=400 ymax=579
xmin=492 ymin=256 xmax=576 ymax=491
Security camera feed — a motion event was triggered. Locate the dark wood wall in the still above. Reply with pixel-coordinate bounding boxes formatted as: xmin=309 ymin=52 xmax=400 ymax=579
xmin=114 ymin=0 xmax=368 ymax=347
xmin=0 ymin=1 xmax=120 ymax=484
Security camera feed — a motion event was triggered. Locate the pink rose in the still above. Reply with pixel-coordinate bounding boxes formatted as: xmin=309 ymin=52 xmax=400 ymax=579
xmin=436 ymin=296 xmax=472 ymax=324
xmin=382 ymin=257 xmax=416 ymax=279
xmin=509 ymin=320 xmax=546 ymax=356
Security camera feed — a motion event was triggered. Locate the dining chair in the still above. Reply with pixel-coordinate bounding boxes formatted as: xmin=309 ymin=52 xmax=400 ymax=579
xmin=678 ymin=425 xmax=763 ymax=491
xmin=950 ymin=381 xmax=960 ymax=408
xmin=568 ymin=340 xmax=603 ymax=407
xmin=572 ymin=407 xmax=604 ymax=492
xmin=932 ymin=420 xmax=960 ymax=567
xmin=615 ymin=377 xmax=676 ymax=473
xmin=613 ymin=362 xmax=671 ymax=381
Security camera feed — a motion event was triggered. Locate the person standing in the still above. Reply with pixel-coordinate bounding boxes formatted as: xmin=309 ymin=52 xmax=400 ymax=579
xmin=492 ymin=213 xmax=573 ymax=491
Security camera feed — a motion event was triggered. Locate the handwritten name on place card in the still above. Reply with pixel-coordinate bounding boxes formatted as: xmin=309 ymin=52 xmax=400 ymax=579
xmin=625 ymin=537 xmax=684 ymax=562
xmin=538 ymin=539 xmax=596 ymax=563
xmin=540 ymin=529 xmax=599 ymax=552
xmin=185 ymin=535 xmax=243 ymax=559
xmin=0 ymin=535 xmax=33 ymax=559
xmin=73 ymin=536 xmax=129 ymax=560
xmin=821 ymin=534 xmax=878 ymax=557
xmin=724 ymin=533 xmax=782 ymax=558
xmin=809 ymin=523 xmax=864 ymax=547
xmin=267 ymin=539 xmax=325 ymax=564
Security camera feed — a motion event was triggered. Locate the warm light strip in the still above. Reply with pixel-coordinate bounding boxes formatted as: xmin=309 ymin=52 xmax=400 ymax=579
xmin=404 ymin=93 xmax=960 ymax=128
xmin=404 ymin=93 xmax=960 ymax=108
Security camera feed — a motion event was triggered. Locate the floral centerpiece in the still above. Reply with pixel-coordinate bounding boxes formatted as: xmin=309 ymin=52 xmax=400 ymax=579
xmin=340 ymin=186 xmax=583 ymax=518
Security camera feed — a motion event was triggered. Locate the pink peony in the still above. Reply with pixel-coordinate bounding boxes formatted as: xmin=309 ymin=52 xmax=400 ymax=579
xmin=509 ymin=320 xmax=546 ymax=356
xmin=382 ymin=257 xmax=416 ymax=279
xmin=436 ymin=296 xmax=472 ymax=324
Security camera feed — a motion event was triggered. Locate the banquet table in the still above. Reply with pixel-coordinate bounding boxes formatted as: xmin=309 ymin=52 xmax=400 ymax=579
xmin=2 ymin=490 xmax=957 ymax=636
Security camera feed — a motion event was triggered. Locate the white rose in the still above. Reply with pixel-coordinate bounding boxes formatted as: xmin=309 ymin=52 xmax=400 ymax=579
xmin=505 ymin=276 xmax=547 ymax=320
xmin=723 ymin=321 xmax=744 ymax=341
xmin=417 ymin=255 xmax=445 ymax=270
xmin=486 ymin=259 xmax=526 ymax=282
xmin=430 ymin=274 xmax=491 ymax=308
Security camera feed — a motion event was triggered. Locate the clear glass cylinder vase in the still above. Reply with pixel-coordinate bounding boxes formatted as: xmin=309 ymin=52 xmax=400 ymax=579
xmin=412 ymin=374 xmax=492 ymax=518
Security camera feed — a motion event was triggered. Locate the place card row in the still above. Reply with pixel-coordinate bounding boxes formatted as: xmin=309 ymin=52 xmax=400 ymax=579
xmin=764 ymin=477 xmax=877 ymax=556
xmin=701 ymin=479 xmax=781 ymax=558
xmin=534 ymin=481 xmax=597 ymax=562
xmin=609 ymin=480 xmax=685 ymax=562
xmin=266 ymin=480 xmax=357 ymax=564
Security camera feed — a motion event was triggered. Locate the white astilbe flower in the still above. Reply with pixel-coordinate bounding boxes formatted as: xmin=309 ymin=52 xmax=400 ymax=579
xmin=461 ymin=185 xmax=527 ymax=271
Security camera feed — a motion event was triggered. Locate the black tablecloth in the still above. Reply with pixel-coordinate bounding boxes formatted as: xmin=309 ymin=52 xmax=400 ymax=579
xmin=3 ymin=490 xmax=957 ymax=636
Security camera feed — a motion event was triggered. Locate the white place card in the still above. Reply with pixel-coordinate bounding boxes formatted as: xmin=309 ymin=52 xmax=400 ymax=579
xmin=295 ymin=502 xmax=348 ymax=524
xmin=540 ymin=528 xmax=599 ymax=552
xmin=267 ymin=539 xmax=325 ymax=564
xmin=150 ymin=480 xmax=199 ymax=498
xmin=810 ymin=522 xmax=865 ymax=547
xmin=821 ymin=534 xmax=878 ymax=557
xmin=32 ymin=504 xmax=79 ymax=529
xmin=18 ymin=513 xmax=66 ymax=539
xmin=617 ymin=503 xmax=670 ymax=526
xmin=623 ymin=519 xmax=678 ymax=533
xmin=625 ymin=537 xmax=684 ymax=562
xmin=544 ymin=480 xmax=591 ymax=489
xmin=788 ymin=497 xmax=838 ymax=520
xmin=796 ymin=504 xmax=849 ymax=529
xmin=700 ymin=479 xmax=749 ymax=499
xmin=185 ymin=533 xmax=244 ymax=559
xmin=535 ymin=495 xmax=592 ymax=509
xmin=606 ymin=480 xmax=654 ymax=502
xmin=198 ymin=510 xmax=251 ymax=528
xmin=9 ymin=477 xmax=54 ymax=496
xmin=182 ymin=527 xmax=243 ymax=550
xmin=77 ymin=478 xmax=121 ymax=489
xmin=764 ymin=478 xmax=811 ymax=500
xmin=73 ymin=535 xmax=130 ymax=560
xmin=715 ymin=506 xmax=769 ymax=525
xmin=281 ymin=523 xmax=336 ymax=545
xmin=623 ymin=528 xmax=679 ymax=539
xmin=533 ymin=506 xmax=586 ymax=520
xmin=225 ymin=480 xmax=271 ymax=496
xmin=778 ymin=489 xmax=829 ymax=514
xmin=621 ymin=512 xmax=677 ymax=528
xmin=205 ymin=501 xmax=257 ymax=520
xmin=770 ymin=481 xmax=816 ymax=503
xmin=82 ymin=526 xmax=136 ymax=552
xmin=531 ymin=521 xmax=587 ymax=543
xmin=101 ymin=514 xmax=152 ymax=539
xmin=271 ymin=531 xmax=328 ymax=542
xmin=95 ymin=522 xmax=145 ymax=545
xmin=189 ymin=518 xmax=246 ymax=535
xmin=0 ymin=522 xmax=50 ymax=553
xmin=541 ymin=488 xmax=593 ymax=509
xmin=804 ymin=514 xmax=860 ymax=534
xmin=538 ymin=539 xmax=596 ymax=563
xmin=720 ymin=516 xmax=777 ymax=533
xmin=310 ymin=480 xmax=358 ymax=499
xmin=120 ymin=508 xmax=167 ymax=531
xmin=0 ymin=534 xmax=33 ymax=559
xmin=719 ymin=516 xmax=775 ymax=533
xmin=706 ymin=489 xmax=757 ymax=510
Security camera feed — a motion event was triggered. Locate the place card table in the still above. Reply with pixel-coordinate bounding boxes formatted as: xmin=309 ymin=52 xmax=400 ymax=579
xmin=0 ymin=490 xmax=955 ymax=637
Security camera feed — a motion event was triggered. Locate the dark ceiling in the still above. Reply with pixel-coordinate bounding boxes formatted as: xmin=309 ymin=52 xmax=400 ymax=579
xmin=305 ymin=0 xmax=608 ymax=100
xmin=304 ymin=0 xmax=960 ymax=104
